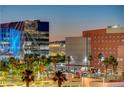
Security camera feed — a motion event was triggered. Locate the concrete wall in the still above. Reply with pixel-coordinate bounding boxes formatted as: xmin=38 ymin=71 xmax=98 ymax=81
xmin=81 ymin=77 xmax=124 ymax=87
xmin=65 ymin=37 xmax=86 ymax=65
xmin=106 ymin=27 xmax=124 ymax=33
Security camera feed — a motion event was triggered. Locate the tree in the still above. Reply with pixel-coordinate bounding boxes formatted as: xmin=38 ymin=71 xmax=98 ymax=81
xmin=9 ymin=57 xmax=17 ymax=67
xmin=60 ymin=55 xmax=66 ymax=63
xmin=98 ymin=53 xmax=103 ymax=68
xmin=98 ymin=53 xmax=103 ymax=61
xmin=109 ymin=56 xmax=118 ymax=74
xmin=39 ymin=55 xmax=48 ymax=72
xmin=88 ymin=55 xmax=93 ymax=67
xmin=37 ymin=55 xmax=49 ymax=80
xmin=51 ymin=56 xmax=59 ymax=71
xmin=0 ymin=60 xmax=9 ymax=71
xmin=102 ymin=57 xmax=110 ymax=78
xmin=24 ymin=56 xmax=34 ymax=70
xmin=22 ymin=69 xmax=34 ymax=87
xmin=53 ymin=71 xmax=67 ymax=87
xmin=40 ymin=55 xmax=47 ymax=66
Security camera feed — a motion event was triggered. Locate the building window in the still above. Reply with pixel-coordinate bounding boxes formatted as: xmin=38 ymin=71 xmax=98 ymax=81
xmin=117 ymin=40 xmax=120 ymax=42
xmin=109 ymin=36 xmax=111 ymax=38
xmin=117 ymin=36 xmax=119 ymax=38
xmin=113 ymin=52 xmax=116 ymax=54
xmin=98 ymin=40 xmax=100 ymax=43
xmin=113 ymin=36 xmax=115 ymax=38
xmin=121 ymin=36 xmax=124 ymax=38
xmin=113 ymin=40 xmax=115 ymax=42
xmin=109 ymin=51 xmax=112 ymax=54
xmin=105 ymin=36 xmax=108 ymax=38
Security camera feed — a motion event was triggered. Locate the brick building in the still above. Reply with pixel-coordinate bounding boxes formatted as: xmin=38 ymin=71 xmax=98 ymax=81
xmin=82 ymin=26 xmax=124 ymax=71
xmin=117 ymin=46 xmax=124 ymax=75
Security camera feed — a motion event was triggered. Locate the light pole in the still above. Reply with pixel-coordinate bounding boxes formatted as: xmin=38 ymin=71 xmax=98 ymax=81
xmin=66 ymin=56 xmax=71 ymax=72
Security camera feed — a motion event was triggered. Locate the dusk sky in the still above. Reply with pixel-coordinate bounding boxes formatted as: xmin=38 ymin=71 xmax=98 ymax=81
xmin=0 ymin=5 xmax=124 ymax=41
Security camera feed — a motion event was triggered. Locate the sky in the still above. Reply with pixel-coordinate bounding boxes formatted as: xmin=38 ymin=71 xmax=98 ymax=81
xmin=0 ymin=5 xmax=124 ymax=41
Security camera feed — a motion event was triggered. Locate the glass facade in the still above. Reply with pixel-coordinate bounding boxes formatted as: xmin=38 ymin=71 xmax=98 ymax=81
xmin=0 ymin=28 xmax=20 ymax=59
xmin=23 ymin=20 xmax=49 ymax=58
xmin=0 ymin=20 xmax=49 ymax=60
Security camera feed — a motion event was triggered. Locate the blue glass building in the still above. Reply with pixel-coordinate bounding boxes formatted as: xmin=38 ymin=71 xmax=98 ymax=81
xmin=0 ymin=20 xmax=49 ymax=60
xmin=0 ymin=28 xmax=20 ymax=59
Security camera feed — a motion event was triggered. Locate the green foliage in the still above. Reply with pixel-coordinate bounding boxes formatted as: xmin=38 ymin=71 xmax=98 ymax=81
xmin=53 ymin=71 xmax=67 ymax=87
xmin=9 ymin=57 xmax=16 ymax=65
xmin=103 ymin=57 xmax=110 ymax=65
xmin=22 ymin=69 xmax=34 ymax=82
xmin=98 ymin=53 xmax=103 ymax=60
xmin=0 ymin=61 xmax=9 ymax=71
xmin=88 ymin=55 xmax=93 ymax=61
xmin=103 ymin=55 xmax=118 ymax=75
xmin=109 ymin=56 xmax=118 ymax=65
xmin=39 ymin=55 xmax=47 ymax=65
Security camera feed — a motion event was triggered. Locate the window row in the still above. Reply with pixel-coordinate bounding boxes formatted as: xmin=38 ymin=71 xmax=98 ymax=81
xmin=94 ymin=51 xmax=116 ymax=54
xmin=93 ymin=39 xmax=121 ymax=43
xmin=94 ymin=35 xmax=124 ymax=39
xmin=94 ymin=47 xmax=116 ymax=50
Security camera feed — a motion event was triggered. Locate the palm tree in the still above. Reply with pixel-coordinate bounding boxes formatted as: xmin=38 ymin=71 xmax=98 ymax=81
xmin=51 ymin=56 xmax=59 ymax=71
xmin=9 ymin=57 xmax=17 ymax=67
xmin=103 ymin=57 xmax=110 ymax=78
xmin=23 ymin=56 xmax=35 ymax=86
xmin=98 ymin=53 xmax=103 ymax=62
xmin=0 ymin=61 xmax=9 ymax=71
xmin=24 ymin=56 xmax=34 ymax=70
xmin=109 ymin=56 xmax=118 ymax=74
xmin=36 ymin=55 xmax=50 ymax=80
xmin=60 ymin=55 xmax=66 ymax=63
xmin=8 ymin=57 xmax=18 ymax=79
xmin=22 ymin=69 xmax=34 ymax=87
xmin=53 ymin=71 xmax=67 ymax=87
xmin=98 ymin=53 xmax=103 ymax=68
xmin=39 ymin=55 xmax=48 ymax=72
xmin=112 ymin=59 xmax=118 ymax=74
xmin=88 ymin=55 xmax=93 ymax=67
xmin=40 ymin=55 xmax=46 ymax=65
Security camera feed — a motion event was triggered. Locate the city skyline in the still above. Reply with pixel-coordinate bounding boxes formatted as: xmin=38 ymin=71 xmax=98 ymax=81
xmin=0 ymin=5 xmax=124 ymax=41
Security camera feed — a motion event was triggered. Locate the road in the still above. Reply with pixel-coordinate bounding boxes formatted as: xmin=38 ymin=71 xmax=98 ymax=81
xmin=0 ymin=76 xmax=124 ymax=87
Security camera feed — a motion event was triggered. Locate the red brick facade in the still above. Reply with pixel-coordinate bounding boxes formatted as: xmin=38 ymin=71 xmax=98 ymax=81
xmin=83 ymin=28 xmax=124 ymax=70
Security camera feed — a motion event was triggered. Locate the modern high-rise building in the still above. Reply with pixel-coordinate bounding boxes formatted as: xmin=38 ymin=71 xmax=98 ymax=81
xmin=0 ymin=20 xmax=49 ymax=60
xmin=82 ymin=26 xmax=124 ymax=71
